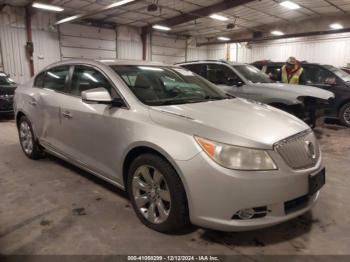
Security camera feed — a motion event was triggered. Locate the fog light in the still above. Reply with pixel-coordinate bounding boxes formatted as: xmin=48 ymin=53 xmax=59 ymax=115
xmin=236 ymin=208 xmax=255 ymax=220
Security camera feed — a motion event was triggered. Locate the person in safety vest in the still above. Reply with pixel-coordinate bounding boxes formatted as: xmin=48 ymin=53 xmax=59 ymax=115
xmin=278 ymin=56 xmax=305 ymax=84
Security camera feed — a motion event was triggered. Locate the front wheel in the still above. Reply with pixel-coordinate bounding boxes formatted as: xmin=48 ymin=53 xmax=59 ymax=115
xmin=127 ymin=154 xmax=189 ymax=233
xmin=339 ymin=102 xmax=350 ymax=127
xmin=18 ymin=116 xmax=44 ymax=159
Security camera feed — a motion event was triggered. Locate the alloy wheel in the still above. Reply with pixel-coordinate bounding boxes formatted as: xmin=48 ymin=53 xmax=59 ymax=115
xmin=343 ymin=106 xmax=350 ymax=125
xmin=132 ymin=165 xmax=171 ymax=224
xmin=20 ymin=121 xmax=34 ymax=155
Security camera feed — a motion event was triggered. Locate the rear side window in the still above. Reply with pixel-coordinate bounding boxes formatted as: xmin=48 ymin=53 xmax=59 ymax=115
xmin=34 ymin=71 xmax=45 ymax=87
xmin=44 ymin=66 xmax=70 ymax=92
xmin=181 ymin=64 xmax=203 ymax=76
xmin=70 ymin=65 xmax=113 ymax=97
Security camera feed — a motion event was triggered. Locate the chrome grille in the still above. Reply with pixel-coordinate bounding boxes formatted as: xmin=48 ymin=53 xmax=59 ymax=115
xmin=274 ymin=130 xmax=320 ymax=170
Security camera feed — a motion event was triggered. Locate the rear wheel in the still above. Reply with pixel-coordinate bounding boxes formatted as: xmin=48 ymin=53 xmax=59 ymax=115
xmin=339 ymin=102 xmax=350 ymax=127
xmin=127 ymin=154 xmax=189 ymax=233
xmin=18 ymin=116 xmax=44 ymax=159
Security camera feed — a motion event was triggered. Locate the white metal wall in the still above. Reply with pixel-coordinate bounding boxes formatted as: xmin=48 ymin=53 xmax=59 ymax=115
xmin=207 ymin=44 xmax=225 ymax=60
xmin=59 ymin=23 xmax=116 ymax=60
xmin=0 ymin=6 xmax=60 ymax=83
xmin=151 ymin=33 xmax=186 ymax=64
xmin=234 ymin=33 xmax=350 ymax=66
xmin=117 ymin=25 xmax=142 ymax=60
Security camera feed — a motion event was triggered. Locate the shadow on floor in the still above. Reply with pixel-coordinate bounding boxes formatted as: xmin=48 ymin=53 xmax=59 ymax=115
xmin=46 ymin=154 xmax=128 ymax=200
xmin=0 ymin=114 xmax=14 ymax=122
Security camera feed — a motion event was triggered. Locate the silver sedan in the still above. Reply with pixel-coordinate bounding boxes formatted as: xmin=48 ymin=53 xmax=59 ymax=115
xmin=14 ymin=59 xmax=325 ymax=233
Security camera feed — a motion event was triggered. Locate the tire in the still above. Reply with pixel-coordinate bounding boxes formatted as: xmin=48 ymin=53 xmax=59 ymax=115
xmin=339 ymin=102 xmax=350 ymax=127
xmin=18 ymin=115 xmax=44 ymax=159
xmin=127 ymin=153 xmax=189 ymax=233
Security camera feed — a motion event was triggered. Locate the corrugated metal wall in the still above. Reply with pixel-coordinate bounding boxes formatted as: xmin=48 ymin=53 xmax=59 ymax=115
xmin=0 ymin=6 xmax=60 ymax=83
xmin=245 ymin=33 xmax=350 ymax=67
xmin=59 ymin=23 xmax=116 ymax=60
xmin=207 ymin=44 xmax=225 ymax=60
xmin=151 ymin=32 xmax=186 ymax=64
xmin=117 ymin=26 xmax=142 ymax=60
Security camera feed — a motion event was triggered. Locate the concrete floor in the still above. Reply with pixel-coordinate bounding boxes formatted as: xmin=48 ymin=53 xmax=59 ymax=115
xmin=1 ymin=117 xmax=350 ymax=255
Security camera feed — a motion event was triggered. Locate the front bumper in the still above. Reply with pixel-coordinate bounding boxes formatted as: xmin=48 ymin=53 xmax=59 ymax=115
xmin=0 ymin=97 xmax=14 ymax=113
xmin=176 ymin=150 xmax=324 ymax=232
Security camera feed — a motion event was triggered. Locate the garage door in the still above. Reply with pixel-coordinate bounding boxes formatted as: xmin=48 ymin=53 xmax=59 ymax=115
xmin=151 ymin=33 xmax=186 ymax=64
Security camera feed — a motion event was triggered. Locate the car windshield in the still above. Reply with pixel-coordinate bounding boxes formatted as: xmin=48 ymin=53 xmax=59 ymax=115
xmin=233 ymin=65 xmax=273 ymax=83
xmin=323 ymin=65 xmax=350 ymax=82
xmin=0 ymin=72 xmax=16 ymax=86
xmin=111 ymin=65 xmax=232 ymax=106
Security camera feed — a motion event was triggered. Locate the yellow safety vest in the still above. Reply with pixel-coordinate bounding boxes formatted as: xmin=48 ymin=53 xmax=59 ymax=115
xmin=281 ymin=65 xmax=303 ymax=84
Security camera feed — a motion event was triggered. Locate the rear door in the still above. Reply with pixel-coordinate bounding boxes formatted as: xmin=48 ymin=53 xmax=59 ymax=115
xmin=34 ymin=65 xmax=71 ymax=149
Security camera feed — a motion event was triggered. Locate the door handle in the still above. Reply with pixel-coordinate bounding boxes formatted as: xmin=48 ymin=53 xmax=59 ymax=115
xmin=62 ymin=111 xmax=73 ymax=119
xmin=29 ymin=100 xmax=37 ymax=106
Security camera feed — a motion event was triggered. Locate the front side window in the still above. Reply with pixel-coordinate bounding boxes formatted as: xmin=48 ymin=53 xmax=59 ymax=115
xmin=111 ymin=65 xmax=230 ymax=106
xmin=44 ymin=66 xmax=70 ymax=92
xmin=323 ymin=65 xmax=350 ymax=83
xmin=34 ymin=71 xmax=45 ymax=87
xmin=233 ymin=65 xmax=273 ymax=84
xmin=265 ymin=66 xmax=281 ymax=82
xmin=70 ymin=66 xmax=113 ymax=96
xmin=302 ymin=66 xmax=339 ymax=85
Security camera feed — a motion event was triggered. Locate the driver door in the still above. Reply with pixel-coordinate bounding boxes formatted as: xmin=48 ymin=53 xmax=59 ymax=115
xmin=58 ymin=65 xmax=126 ymax=182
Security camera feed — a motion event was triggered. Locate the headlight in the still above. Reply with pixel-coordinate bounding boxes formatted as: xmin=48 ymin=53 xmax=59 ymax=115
xmin=194 ymin=136 xmax=277 ymax=170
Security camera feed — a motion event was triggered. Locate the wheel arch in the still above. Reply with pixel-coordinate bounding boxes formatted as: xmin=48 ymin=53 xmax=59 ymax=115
xmin=121 ymin=143 xmax=192 ymax=205
xmin=16 ymin=111 xmax=26 ymax=128
xmin=338 ymin=99 xmax=350 ymax=114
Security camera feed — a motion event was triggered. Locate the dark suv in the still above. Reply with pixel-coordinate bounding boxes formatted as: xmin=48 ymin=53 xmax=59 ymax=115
xmin=0 ymin=72 xmax=17 ymax=115
xmin=252 ymin=62 xmax=350 ymax=127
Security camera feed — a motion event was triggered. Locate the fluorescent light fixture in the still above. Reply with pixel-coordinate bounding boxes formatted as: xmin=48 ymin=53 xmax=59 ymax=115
xmin=330 ymin=23 xmax=343 ymax=30
xmin=109 ymin=0 xmax=135 ymax=8
xmin=217 ymin=36 xmax=230 ymax=41
xmin=210 ymin=14 xmax=229 ymax=21
xmin=152 ymin=24 xmax=171 ymax=31
xmin=138 ymin=66 xmax=164 ymax=71
xmin=271 ymin=30 xmax=284 ymax=36
xmin=99 ymin=60 xmax=115 ymax=63
xmin=32 ymin=2 xmax=64 ymax=12
xmin=280 ymin=1 xmax=300 ymax=10
xmin=56 ymin=15 xmax=82 ymax=25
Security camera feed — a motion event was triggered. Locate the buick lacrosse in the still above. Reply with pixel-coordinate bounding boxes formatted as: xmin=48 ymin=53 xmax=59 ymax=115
xmin=14 ymin=59 xmax=325 ymax=233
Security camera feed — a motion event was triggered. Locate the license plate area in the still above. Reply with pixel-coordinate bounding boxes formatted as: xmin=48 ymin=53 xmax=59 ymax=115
xmin=309 ymin=168 xmax=326 ymax=195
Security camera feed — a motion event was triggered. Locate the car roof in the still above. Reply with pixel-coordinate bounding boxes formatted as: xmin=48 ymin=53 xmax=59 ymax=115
xmin=43 ymin=58 xmax=176 ymax=69
xmin=177 ymin=60 xmax=247 ymax=66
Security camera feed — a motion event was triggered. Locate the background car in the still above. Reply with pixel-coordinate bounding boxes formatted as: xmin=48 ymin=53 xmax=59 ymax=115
xmin=178 ymin=60 xmax=334 ymax=127
xmin=252 ymin=61 xmax=350 ymax=127
xmin=341 ymin=67 xmax=350 ymax=75
xmin=0 ymin=71 xmax=17 ymax=116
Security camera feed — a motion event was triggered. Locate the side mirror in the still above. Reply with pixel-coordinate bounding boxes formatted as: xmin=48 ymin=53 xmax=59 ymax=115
xmin=82 ymin=87 xmax=126 ymax=107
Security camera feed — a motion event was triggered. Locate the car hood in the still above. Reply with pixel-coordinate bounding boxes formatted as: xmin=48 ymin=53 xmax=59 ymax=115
xmin=250 ymin=82 xmax=334 ymax=100
xmin=149 ymin=98 xmax=309 ymax=149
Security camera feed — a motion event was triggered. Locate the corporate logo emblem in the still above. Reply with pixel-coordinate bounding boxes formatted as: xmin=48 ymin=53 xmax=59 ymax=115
xmin=305 ymin=140 xmax=316 ymax=159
